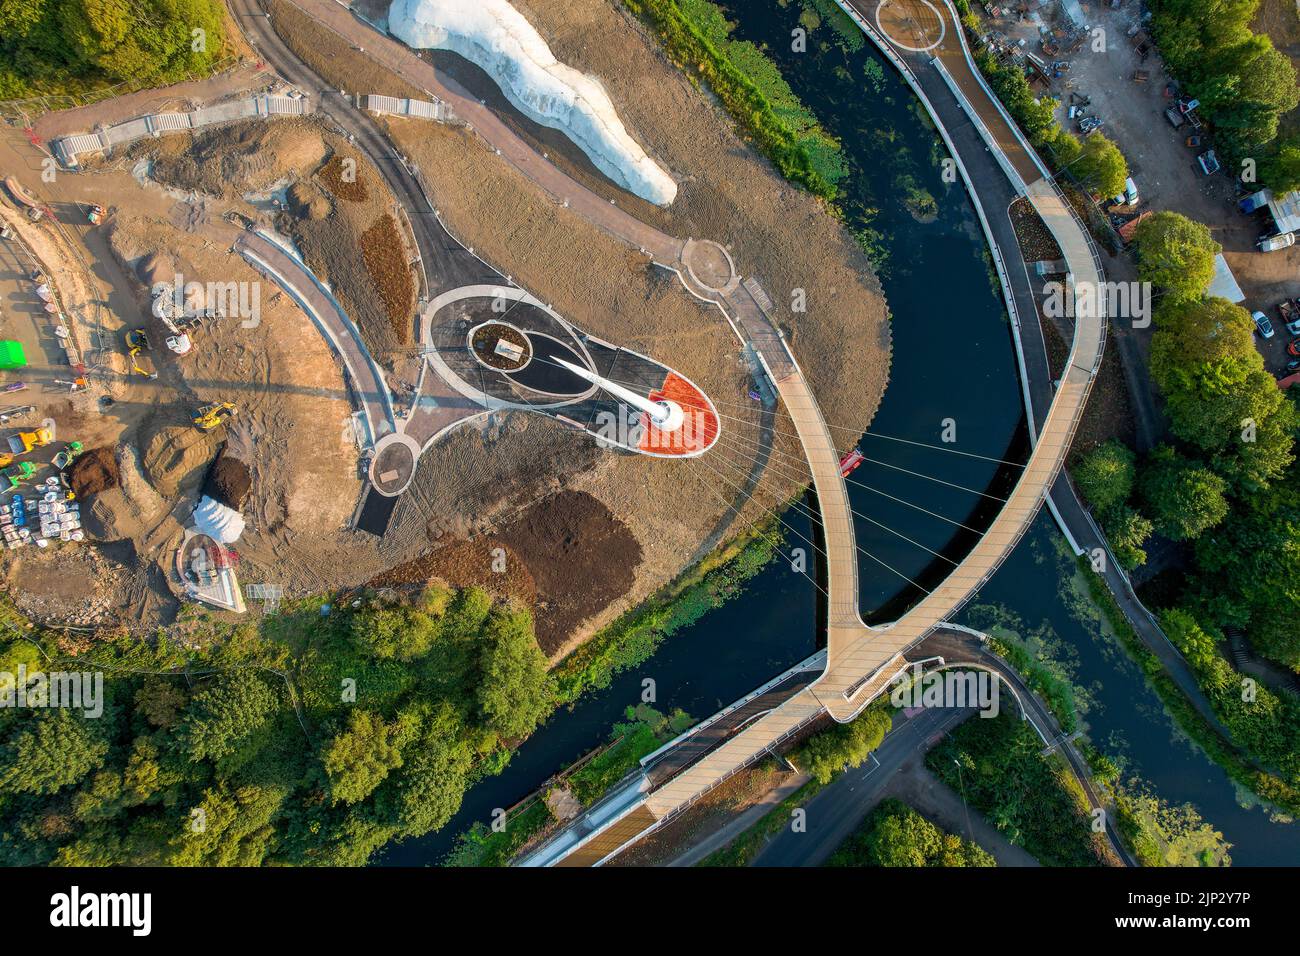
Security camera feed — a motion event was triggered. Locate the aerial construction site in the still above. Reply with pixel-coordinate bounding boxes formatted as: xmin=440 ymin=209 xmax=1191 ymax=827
xmin=0 ymin=0 xmax=890 ymax=658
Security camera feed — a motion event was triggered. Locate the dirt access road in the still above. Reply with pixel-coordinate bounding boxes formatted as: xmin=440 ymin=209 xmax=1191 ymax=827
xmin=1053 ymin=1 xmax=1299 ymax=374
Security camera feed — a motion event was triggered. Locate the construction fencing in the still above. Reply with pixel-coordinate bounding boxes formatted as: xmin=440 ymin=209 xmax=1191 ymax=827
xmin=363 ymin=94 xmax=455 ymax=124
xmin=51 ymin=94 xmax=315 ymax=167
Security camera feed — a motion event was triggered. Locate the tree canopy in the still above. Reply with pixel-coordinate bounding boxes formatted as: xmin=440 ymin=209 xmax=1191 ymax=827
xmin=0 ymin=585 xmax=557 ymax=866
xmin=0 ymin=0 xmax=229 ymax=99
xmin=1133 ymin=212 xmax=1220 ymax=299
xmin=1139 ymin=445 xmax=1230 ymax=541
xmin=1073 ymin=132 xmax=1129 ymax=198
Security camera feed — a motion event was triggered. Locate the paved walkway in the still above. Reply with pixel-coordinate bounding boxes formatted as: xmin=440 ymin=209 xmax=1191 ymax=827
xmin=235 ymin=229 xmax=395 ymax=443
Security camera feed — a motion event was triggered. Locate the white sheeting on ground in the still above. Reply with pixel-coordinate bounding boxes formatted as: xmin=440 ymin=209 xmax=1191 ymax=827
xmin=1208 ymin=253 xmax=1245 ymax=304
xmin=192 ymin=495 xmax=246 ymax=544
xmin=388 ymin=0 xmax=678 ymax=206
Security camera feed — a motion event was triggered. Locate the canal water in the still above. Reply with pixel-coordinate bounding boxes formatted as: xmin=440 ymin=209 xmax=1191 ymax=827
xmin=380 ymin=0 xmax=1295 ymax=864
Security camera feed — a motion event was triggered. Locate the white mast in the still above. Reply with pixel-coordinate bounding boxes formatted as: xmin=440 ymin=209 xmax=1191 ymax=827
xmin=551 ymin=356 xmax=684 ymax=431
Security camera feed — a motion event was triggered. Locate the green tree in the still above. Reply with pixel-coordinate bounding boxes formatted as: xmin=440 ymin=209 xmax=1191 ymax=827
xmin=1073 ymin=132 xmax=1129 ymax=198
xmin=1139 ymin=445 xmax=1229 ymax=541
xmin=476 ymin=606 xmax=552 ymax=739
xmin=1104 ymin=506 xmax=1154 ymax=571
xmin=1150 ymin=297 xmax=1296 ymax=490
xmin=1261 ymin=133 xmax=1300 ymax=193
xmin=1133 ymin=212 xmax=1219 ymax=298
xmin=796 ymin=705 xmax=891 ymax=783
xmin=351 ymin=602 xmax=441 ymax=661
xmin=322 ymin=710 xmax=405 ymax=806
xmin=179 ymin=673 xmax=280 ymax=766
xmin=1073 ymin=439 xmax=1136 ymax=516
xmin=843 ymin=799 xmax=995 ymax=867
xmin=0 ymin=708 xmax=109 ymax=796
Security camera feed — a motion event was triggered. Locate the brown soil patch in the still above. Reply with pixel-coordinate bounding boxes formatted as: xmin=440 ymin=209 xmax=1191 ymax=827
xmin=368 ymin=489 xmax=640 ymax=655
xmin=491 ymin=490 xmax=642 ymax=655
xmin=203 ymin=453 xmax=252 ymax=509
xmin=471 ymin=322 xmax=531 ymax=370
xmin=1010 ymin=197 xmax=1063 ymax=262
xmin=319 ymin=153 xmax=371 ymax=203
xmin=360 ymin=213 xmax=416 ymax=342
xmin=66 ymin=446 xmax=120 ymax=499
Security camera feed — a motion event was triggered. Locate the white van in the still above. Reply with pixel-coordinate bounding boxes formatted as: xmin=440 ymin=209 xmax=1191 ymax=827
xmin=1112 ymin=177 xmax=1139 ymax=206
xmin=1258 ymin=232 xmax=1296 ymax=253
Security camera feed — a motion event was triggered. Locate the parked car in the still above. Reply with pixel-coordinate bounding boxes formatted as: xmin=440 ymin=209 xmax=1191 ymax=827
xmin=1289 ymin=337 xmax=1300 ymax=356
xmin=1112 ymin=176 xmax=1139 ymax=206
xmin=1279 ymin=300 xmax=1300 ymax=335
xmin=1197 ymin=150 xmax=1221 ymax=175
xmin=1258 ymin=231 xmax=1295 ymax=252
xmin=1252 ymin=310 xmax=1276 ymax=338
xmin=1286 ymin=358 xmax=1300 ymax=374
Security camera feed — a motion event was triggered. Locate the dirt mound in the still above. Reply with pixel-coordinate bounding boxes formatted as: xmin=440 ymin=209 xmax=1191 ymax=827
xmin=142 ymin=422 xmax=218 ymax=498
xmin=84 ymin=446 xmax=168 ymax=543
xmin=202 ymin=453 xmax=251 ymax=510
xmin=66 ymin=446 xmax=120 ymax=498
xmin=287 ymin=180 xmax=331 ymax=220
xmin=149 ymin=120 xmax=329 ymax=199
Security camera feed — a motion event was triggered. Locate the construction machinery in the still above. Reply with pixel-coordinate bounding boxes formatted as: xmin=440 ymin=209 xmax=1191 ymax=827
xmin=126 ymin=328 xmax=158 ymax=379
xmin=3 ymin=462 xmax=36 ymax=489
xmin=52 ymin=441 xmax=83 ymax=470
xmin=193 ymin=402 xmax=238 ymax=431
xmin=5 ymin=426 xmax=52 ymax=458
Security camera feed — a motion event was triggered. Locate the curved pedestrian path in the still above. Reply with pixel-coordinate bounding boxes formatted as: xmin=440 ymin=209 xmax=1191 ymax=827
xmin=237 ymin=0 xmax=1107 ymax=863
xmin=235 ymin=228 xmax=396 ymax=444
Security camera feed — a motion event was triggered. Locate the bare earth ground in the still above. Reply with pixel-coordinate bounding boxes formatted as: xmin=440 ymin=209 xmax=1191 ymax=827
xmin=6 ymin=0 xmax=891 ymax=665
xmin=268 ymin=0 xmax=890 ymax=658
xmin=1042 ymin=2 xmax=1300 ymax=374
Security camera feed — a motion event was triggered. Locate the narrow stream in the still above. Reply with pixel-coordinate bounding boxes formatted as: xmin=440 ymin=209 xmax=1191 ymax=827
xmin=380 ymin=0 xmax=1294 ymax=865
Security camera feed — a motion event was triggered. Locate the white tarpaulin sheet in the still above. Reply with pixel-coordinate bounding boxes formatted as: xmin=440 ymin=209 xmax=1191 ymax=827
xmin=192 ymin=495 xmax=246 ymax=544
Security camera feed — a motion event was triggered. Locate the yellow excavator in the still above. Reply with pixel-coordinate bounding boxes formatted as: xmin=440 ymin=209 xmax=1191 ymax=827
xmin=126 ymin=329 xmax=158 ymax=380
xmin=193 ymin=402 xmax=238 ymax=431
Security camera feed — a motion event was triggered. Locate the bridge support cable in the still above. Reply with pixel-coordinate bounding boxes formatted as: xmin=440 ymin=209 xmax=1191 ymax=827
xmin=715 ymin=424 xmax=1009 ymax=502
xmin=710 ymin=432 xmax=960 ymax=567
xmin=700 ymin=446 xmax=933 ymax=594
xmin=711 ymin=427 xmax=985 ymax=540
xmin=670 ymin=390 xmax=1029 ymax=469
xmin=711 ymin=427 xmax=991 ymax=533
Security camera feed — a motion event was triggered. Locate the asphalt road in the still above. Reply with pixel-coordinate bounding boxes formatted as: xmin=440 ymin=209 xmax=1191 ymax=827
xmin=751 ymin=706 xmax=973 ymax=867
xmin=230 ymin=0 xmax=499 ymax=301
xmin=746 ymin=630 xmax=1136 ymax=868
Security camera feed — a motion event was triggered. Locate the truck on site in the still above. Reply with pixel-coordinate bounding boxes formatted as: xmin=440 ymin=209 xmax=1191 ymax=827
xmin=5 ymin=426 xmax=52 ymax=458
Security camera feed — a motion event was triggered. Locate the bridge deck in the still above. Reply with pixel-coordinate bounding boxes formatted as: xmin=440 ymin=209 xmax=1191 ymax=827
xmin=638 ymin=0 xmax=1106 ymax=828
